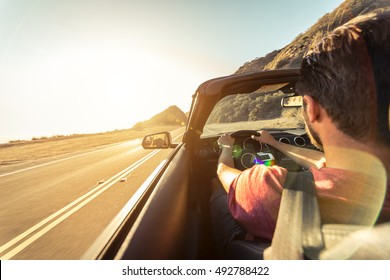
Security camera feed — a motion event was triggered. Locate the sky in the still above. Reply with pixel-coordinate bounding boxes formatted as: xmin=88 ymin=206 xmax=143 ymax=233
xmin=0 ymin=0 xmax=344 ymax=143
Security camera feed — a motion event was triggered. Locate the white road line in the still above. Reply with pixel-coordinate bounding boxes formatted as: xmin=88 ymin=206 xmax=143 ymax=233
xmin=0 ymin=150 xmax=158 ymax=259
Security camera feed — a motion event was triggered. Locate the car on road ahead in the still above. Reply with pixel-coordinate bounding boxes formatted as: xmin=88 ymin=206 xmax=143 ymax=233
xmin=83 ymin=68 xmax=390 ymax=260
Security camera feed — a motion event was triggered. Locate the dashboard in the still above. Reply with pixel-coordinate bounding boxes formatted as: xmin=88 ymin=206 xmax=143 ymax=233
xmin=195 ymin=129 xmax=317 ymax=172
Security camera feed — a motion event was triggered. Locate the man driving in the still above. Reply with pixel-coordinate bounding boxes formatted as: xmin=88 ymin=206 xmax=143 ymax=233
xmin=212 ymin=9 xmax=390 ymax=258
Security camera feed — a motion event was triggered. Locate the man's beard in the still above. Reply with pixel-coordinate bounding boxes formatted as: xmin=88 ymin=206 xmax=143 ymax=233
xmin=306 ymin=122 xmax=324 ymax=151
xmin=303 ymin=110 xmax=324 ymax=151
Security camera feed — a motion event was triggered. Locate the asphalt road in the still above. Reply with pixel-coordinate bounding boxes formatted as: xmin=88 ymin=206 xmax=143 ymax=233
xmin=0 ymin=127 xmax=184 ymax=259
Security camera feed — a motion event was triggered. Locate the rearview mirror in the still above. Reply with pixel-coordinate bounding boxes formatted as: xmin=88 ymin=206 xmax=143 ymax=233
xmin=281 ymin=96 xmax=302 ymax=107
xmin=142 ymin=132 xmax=172 ymax=149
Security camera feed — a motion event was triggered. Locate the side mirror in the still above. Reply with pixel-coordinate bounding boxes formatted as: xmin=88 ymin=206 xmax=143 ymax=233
xmin=142 ymin=132 xmax=173 ymax=149
xmin=281 ymin=96 xmax=302 ymax=107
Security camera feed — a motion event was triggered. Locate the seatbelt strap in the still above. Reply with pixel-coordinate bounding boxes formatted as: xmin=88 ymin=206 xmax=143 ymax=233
xmin=264 ymin=171 xmax=324 ymax=259
xmin=299 ymin=172 xmax=325 ymax=259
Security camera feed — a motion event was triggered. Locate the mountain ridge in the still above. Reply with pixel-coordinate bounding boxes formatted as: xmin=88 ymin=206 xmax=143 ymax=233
xmin=132 ymin=105 xmax=187 ymax=130
xmin=236 ymin=0 xmax=390 ymax=74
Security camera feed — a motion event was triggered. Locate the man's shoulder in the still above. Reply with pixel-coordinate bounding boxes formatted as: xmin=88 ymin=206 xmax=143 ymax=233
xmin=310 ymin=166 xmax=367 ymax=182
xmin=310 ymin=166 xmax=386 ymax=200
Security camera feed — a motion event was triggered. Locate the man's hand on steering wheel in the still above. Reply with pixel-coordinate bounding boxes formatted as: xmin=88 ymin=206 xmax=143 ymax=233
xmin=218 ymin=133 xmax=235 ymax=148
xmin=251 ymin=130 xmax=277 ymax=146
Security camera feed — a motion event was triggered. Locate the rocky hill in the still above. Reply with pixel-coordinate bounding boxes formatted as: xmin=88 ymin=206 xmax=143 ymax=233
xmin=236 ymin=0 xmax=390 ymax=74
xmin=132 ymin=105 xmax=187 ymax=130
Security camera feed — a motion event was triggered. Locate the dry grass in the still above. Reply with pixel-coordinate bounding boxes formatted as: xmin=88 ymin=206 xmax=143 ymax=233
xmin=0 ymin=125 xmax=181 ymax=166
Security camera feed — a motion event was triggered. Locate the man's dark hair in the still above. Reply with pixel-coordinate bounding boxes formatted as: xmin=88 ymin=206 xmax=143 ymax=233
xmin=296 ymin=9 xmax=390 ymax=146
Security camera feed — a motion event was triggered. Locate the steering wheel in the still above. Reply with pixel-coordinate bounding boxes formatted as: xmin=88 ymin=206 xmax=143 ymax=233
xmin=227 ymin=130 xmax=277 ymax=170
xmin=230 ymin=130 xmax=260 ymax=138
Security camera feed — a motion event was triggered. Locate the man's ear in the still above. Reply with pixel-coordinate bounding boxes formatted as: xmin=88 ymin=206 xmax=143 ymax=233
xmin=303 ymin=95 xmax=321 ymax=123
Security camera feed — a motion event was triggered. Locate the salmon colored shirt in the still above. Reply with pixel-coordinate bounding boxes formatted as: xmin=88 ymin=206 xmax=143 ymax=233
xmin=228 ymin=165 xmax=390 ymax=240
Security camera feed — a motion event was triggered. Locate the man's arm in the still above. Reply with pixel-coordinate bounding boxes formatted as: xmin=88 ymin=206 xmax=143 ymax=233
xmin=216 ymin=134 xmax=242 ymax=192
xmin=253 ymin=130 xmax=326 ymax=169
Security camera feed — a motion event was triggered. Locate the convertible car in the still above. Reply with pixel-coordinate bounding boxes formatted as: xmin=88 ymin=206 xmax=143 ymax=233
xmin=83 ymin=68 xmax=389 ymax=260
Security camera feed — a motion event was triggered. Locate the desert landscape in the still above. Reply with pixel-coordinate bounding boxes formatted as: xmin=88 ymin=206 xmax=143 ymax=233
xmin=0 ymin=125 xmax=179 ymax=167
xmin=0 ymin=105 xmax=187 ymax=171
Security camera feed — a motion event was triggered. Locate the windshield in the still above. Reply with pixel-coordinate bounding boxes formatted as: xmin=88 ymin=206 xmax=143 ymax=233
xmin=202 ymin=90 xmax=304 ymax=137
